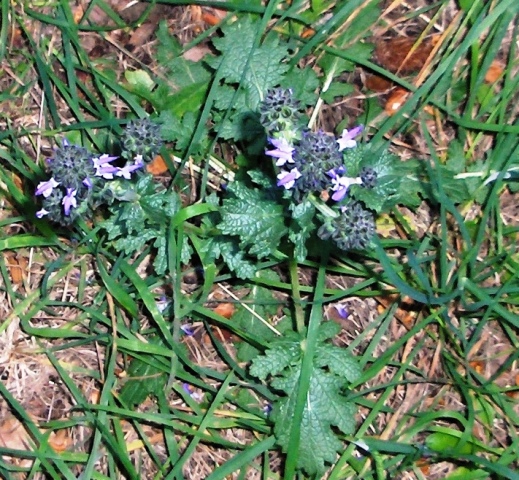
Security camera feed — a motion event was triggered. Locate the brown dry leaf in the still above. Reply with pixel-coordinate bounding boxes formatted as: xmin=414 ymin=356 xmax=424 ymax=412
xmin=469 ymin=360 xmax=485 ymax=375
xmin=373 ymin=36 xmax=436 ymax=75
xmin=0 ymin=416 xmax=34 ymax=451
xmin=72 ymin=5 xmax=84 ymax=24
xmin=4 ymin=251 xmax=28 ymax=286
xmin=385 ymin=87 xmax=410 ymax=116
xmin=128 ymin=23 xmax=157 ymax=49
xmin=485 ymin=60 xmax=504 ymax=84
xmin=48 ymin=429 xmax=71 ymax=453
xmin=364 ymin=74 xmax=393 ymax=92
xmin=146 ymin=155 xmax=169 ymax=175
xmin=213 ymin=303 xmax=236 ymax=319
xmin=366 ymin=36 xmax=437 ymax=93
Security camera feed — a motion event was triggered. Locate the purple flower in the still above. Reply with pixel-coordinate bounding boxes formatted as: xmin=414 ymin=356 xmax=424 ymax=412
xmin=182 ymin=383 xmax=203 ymax=402
xmin=35 ymin=177 xmax=60 ymax=197
xmin=277 ymin=167 xmax=302 ymax=189
xmin=327 ymin=167 xmax=361 ymax=202
xmin=180 ymin=324 xmax=194 ymax=336
xmin=62 ymin=188 xmax=77 ymax=215
xmin=93 ymin=154 xmax=119 ymax=179
xmin=334 ymin=304 xmax=349 ymax=319
xmin=337 ymin=125 xmax=363 ymax=151
xmin=266 ymin=138 xmax=295 ymax=166
xmin=36 ymin=208 xmax=49 ymax=218
xmin=116 ymin=160 xmax=143 ymax=179
xmin=83 ymin=177 xmax=93 ymax=189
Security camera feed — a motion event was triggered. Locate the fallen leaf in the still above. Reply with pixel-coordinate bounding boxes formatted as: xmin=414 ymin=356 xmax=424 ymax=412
xmin=213 ymin=303 xmax=236 ymax=319
xmin=373 ymin=36 xmax=435 ymax=75
xmin=385 ymin=87 xmax=410 ymax=115
xmin=48 ymin=429 xmax=71 ymax=453
xmin=485 ymin=60 xmax=504 ymax=84
xmin=146 ymin=155 xmax=169 ymax=175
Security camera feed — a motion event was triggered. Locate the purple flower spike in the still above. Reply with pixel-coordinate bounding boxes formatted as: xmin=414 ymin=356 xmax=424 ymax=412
xmin=335 ymin=304 xmax=349 ymax=319
xmin=36 ymin=208 xmax=49 ymax=218
xmin=35 ymin=177 xmax=60 ymax=198
xmin=337 ymin=125 xmax=363 ymax=151
xmin=277 ymin=167 xmax=302 ymax=189
xmin=62 ymin=188 xmax=77 ymax=215
xmin=266 ymin=138 xmax=295 ymax=167
xmin=93 ymin=154 xmax=119 ymax=179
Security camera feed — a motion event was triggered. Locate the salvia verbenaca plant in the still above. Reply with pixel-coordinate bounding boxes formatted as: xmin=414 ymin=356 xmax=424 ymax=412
xmin=35 ymin=119 xmax=163 ymax=226
xmin=259 ymin=87 xmax=380 ymax=252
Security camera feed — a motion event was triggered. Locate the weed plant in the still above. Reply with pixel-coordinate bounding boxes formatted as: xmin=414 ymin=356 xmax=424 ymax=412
xmin=0 ymin=1 xmax=519 ymax=479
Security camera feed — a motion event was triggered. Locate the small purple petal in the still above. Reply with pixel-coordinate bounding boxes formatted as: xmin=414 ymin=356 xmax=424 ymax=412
xmin=327 ymin=166 xmax=346 ymax=179
xmin=35 ymin=177 xmax=60 ymax=197
xmin=331 ymin=187 xmax=348 ymax=202
xmin=62 ymin=188 xmax=77 ymax=216
xmin=95 ymin=166 xmax=119 ymax=179
xmin=277 ymin=167 xmax=301 ymax=189
xmin=92 ymin=154 xmax=118 ymax=168
xmin=265 ymin=138 xmax=295 ymax=167
xmin=180 ymin=324 xmax=194 ymax=336
xmin=335 ymin=304 xmax=349 ymax=319
xmin=337 ymin=125 xmax=363 ymax=151
xmin=134 ymin=155 xmax=144 ymax=167
xmin=83 ymin=177 xmax=93 ymax=189
xmin=116 ymin=162 xmax=143 ymax=179
xmin=36 ymin=208 xmax=49 ymax=218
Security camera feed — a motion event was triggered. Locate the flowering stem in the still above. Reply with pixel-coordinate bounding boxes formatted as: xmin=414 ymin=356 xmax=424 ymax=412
xmin=306 ymin=192 xmax=339 ymax=219
xmin=288 ymin=255 xmax=305 ymax=334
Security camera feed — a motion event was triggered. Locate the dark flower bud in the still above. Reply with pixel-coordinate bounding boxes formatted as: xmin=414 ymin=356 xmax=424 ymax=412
xmin=360 ymin=167 xmax=377 ymax=189
xmin=48 ymin=142 xmax=95 ymax=192
xmin=291 ymin=131 xmax=342 ymax=200
xmin=121 ymin=118 xmax=163 ymax=163
xmin=318 ymin=202 xmax=375 ymax=250
xmin=259 ymin=88 xmax=302 ymax=138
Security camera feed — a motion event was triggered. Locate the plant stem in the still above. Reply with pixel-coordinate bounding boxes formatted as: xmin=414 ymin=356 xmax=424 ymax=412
xmin=289 ymin=255 xmax=306 ymax=334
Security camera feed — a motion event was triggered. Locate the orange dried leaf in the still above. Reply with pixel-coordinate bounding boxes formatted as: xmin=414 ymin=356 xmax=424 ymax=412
xmin=213 ymin=303 xmax=235 ymax=319
xmin=4 ymin=252 xmax=27 ymax=286
xmin=385 ymin=88 xmax=410 ymax=115
xmin=0 ymin=416 xmax=33 ymax=451
xmin=469 ymin=360 xmax=484 ymax=375
xmin=202 ymin=12 xmax=222 ymax=26
xmin=72 ymin=5 xmax=84 ymax=24
xmin=485 ymin=60 xmax=504 ymax=84
xmin=146 ymin=155 xmax=168 ymax=175
xmin=364 ymin=74 xmax=393 ymax=92
xmin=48 ymin=429 xmax=71 ymax=453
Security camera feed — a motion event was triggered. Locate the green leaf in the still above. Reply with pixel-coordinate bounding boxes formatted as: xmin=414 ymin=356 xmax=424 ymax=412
xmin=347 ymin=146 xmax=424 ymax=211
xmin=119 ymin=348 xmax=167 ymax=407
xmin=272 ymin=366 xmax=357 ymax=475
xmin=234 ymin=270 xmax=281 ymax=362
xmin=249 ymin=333 xmax=302 ymax=381
xmin=218 ymin=182 xmax=287 ymax=258
xmin=289 ymin=200 xmax=316 ymax=262
xmin=250 ymin=322 xmax=361 ymax=475
xmin=315 ymin=344 xmax=362 ymax=383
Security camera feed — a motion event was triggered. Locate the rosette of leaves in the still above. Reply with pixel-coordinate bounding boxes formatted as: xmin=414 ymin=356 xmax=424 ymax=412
xmin=101 ymin=174 xmax=190 ymax=274
xmin=250 ymin=321 xmax=361 ymax=475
